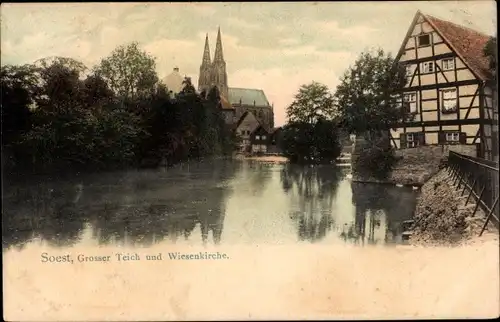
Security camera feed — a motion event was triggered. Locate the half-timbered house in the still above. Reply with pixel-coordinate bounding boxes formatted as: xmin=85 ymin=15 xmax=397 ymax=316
xmin=249 ymin=125 xmax=271 ymax=154
xmin=391 ymin=11 xmax=497 ymax=160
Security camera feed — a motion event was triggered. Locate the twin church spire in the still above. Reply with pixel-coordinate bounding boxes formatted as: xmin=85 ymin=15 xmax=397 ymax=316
xmin=198 ymin=27 xmax=228 ymax=98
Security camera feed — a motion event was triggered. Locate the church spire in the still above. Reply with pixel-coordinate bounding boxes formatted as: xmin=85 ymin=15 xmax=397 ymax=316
xmin=198 ymin=33 xmax=212 ymax=93
xmin=213 ymin=27 xmax=225 ymax=62
xmin=202 ymin=33 xmax=211 ymax=65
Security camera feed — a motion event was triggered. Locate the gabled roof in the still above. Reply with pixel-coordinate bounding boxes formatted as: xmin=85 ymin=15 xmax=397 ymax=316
xmin=250 ymin=123 xmax=272 ymax=135
xmin=396 ymin=10 xmax=494 ymax=81
xmin=228 ymin=87 xmax=270 ymax=106
xmin=234 ymin=110 xmax=271 ymax=133
xmin=235 ymin=110 xmax=254 ymax=129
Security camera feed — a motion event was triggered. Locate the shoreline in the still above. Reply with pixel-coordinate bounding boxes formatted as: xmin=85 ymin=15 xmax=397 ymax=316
xmin=408 ymin=168 xmax=499 ymax=247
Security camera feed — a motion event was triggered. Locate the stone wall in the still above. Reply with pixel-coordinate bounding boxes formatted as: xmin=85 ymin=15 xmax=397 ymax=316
xmin=394 ymin=144 xmax=478 ymax=160
xmin=352 ymin=137 xmax=479 ymax=186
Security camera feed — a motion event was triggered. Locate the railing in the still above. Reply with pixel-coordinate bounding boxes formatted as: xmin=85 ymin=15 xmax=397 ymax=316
xmin=447 ymin=151 xmax=499 ymax=235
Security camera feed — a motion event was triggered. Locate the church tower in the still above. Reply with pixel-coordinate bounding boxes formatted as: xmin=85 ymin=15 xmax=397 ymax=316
xmin=210 ymin=27 xmax=229 ymax=98
xmin=198 ymin=34 xmax=212 ymax=94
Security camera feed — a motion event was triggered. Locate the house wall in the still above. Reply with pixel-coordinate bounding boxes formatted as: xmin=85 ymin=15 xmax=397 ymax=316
xmin=250 ymin=127 xmax=270 ymax=154
xmin=392 ymin=13 xmax=489 ymax=159
xmin=236 ymin=112 xmax=260 ymax=152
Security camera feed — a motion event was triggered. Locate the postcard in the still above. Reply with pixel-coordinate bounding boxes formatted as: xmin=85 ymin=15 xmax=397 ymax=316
xmin=2 ymin=1 xmax=499 ymax=320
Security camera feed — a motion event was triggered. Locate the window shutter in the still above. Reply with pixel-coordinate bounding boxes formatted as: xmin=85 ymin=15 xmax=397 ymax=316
xmin=400 ymin=133 xmax=407 ymax=149
xmin=438 ymin=131 xmax=445 ymax=144
xmin=418 ymin=132 xmax=426 ymax=145
xmin=459 ymin=132 xmax=466 ymax=144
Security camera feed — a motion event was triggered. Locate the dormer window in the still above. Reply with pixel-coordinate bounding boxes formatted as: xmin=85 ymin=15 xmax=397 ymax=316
xmin=418 ymin=34 xmax=431 ymax=47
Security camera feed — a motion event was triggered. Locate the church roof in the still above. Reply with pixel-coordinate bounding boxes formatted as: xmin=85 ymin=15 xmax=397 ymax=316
xmin=228 ymin=87 xmax=270 ymax=107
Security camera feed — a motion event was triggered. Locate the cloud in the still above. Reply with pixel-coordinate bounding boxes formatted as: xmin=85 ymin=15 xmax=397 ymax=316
xmin=1 ymin=1 xmax=495 ymax=128
xmin=314 ymin=21 xmax=379 ymax=40
xmin=226 ymin=17 xmax=261 ymax=30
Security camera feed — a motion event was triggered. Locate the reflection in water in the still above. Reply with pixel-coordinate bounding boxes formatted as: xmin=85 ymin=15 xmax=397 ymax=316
xmin=349 ymin=182 xmax=419 ymax=245
xmin=280 ymin=164 xmax=345 ymax=243
xmin=2 ymin=160 xmax=419 ymax=251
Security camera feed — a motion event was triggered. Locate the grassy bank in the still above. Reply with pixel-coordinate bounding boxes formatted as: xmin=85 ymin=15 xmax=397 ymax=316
xmin=410 ymin=169 xmax=498 ymax=246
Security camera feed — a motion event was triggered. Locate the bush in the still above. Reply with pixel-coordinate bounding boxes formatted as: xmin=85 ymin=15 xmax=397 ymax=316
xmin=353 ymin=133 xmax=397 ymax=180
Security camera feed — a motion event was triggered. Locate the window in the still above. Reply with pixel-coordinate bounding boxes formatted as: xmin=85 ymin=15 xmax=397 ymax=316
xmin=255 ymin=135 xmax=260 ymax=140
xmin=445 ymin=132 xmax=460 ymax=142
xmin=261 ymin=135 xmax=267 ymax=140
xmin=406 ymin=133 xmax=418 ymax=148
xmin=418 ymin=34 xmax=431 ymax=47
xmin=442 ymin=58 xmax=454 ymax=71
xmin=404 ymin=92 xmax=418 ymax=113
xmin=441 ymin=89 xmax=457 ymax=113
xmin=420 ymin=61 xmax=435 ymax=74
xmin=405 ymin=65 xmax=414 ymax=77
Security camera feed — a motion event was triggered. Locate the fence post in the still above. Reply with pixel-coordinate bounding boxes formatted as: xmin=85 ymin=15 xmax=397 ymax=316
xmin=472 ymin=185 xmax=487 ymax=217
xmin=479 ymin=196 xmax=499 ymax=236
xmin=464 ymin=176 xmax=477 ymax=199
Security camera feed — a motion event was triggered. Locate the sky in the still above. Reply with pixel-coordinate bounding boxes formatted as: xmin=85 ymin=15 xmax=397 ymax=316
xmin=1 ymin=1 xmax=496 ymax=126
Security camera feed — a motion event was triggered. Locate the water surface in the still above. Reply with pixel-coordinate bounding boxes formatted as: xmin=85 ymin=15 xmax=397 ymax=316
xmin=2 ymin=160 xmax=419 ymax=251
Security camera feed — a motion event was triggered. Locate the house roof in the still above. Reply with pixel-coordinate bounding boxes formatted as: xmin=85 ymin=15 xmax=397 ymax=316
xmin=235 ymin=110 xmax=253 ymax=129
xmin=424 ymin=13 xmax=493 ymax=81
xmin=234 ymin=110 xmax=271 ymax=132
xmin=397 ymin=11 xmax=494 ymax=81
xmin=228 ymin=87 xmax=270 ymax=107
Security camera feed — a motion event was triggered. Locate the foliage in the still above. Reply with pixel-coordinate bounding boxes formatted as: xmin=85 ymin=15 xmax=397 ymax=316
xmin=334 ymin=48 xmax=410 ymax=135
xmin=352 ymin=132 xmax=398 ymax=180
xmin=280 ymin=120 xmax=341 ymax=164
xmin=2 ymin=45 xmax=238 ymax=174
xmin=286 ymin=81 xmax=337 ymax=124
xmin=1 ymin=64 xmax=38 ymax=148
xmin=94 ymin=42 xmax=159 ymax=102
xmin=483 ymin=37 xmax=497 ymax=79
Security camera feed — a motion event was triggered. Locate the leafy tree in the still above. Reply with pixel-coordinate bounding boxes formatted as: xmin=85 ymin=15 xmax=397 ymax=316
xmin=3 ymin=43 xmax=238 ymax=175
xmin=483 ymin=37 xmax=497 ymax=79
xmin=280 ymin=120 xmax=341 ymax=164
xmin=333 ymin=49 xmax=408 ymax=179
xmin=1 ymin=64 xmax=38 ymax=147
xmin=286 ymin=82 xmax=336 ymax=124
xmin=95 ymin=42 xmax=159 ymax=102
xmin=334 ymin=48 xmax=410 ymax=136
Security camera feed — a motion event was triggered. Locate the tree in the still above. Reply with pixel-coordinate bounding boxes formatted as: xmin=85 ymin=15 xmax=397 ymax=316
xmin=483 ymin=37 xmax=497 ymax=79
xmin=95 ymin=42 xmax=159 ymax=102
xmin=286 ymin=82 xmax=336 ymax=124
xmin=1 ymin=64 xmax=38 ymax=147
xmin=334 ymin=48 xmax=410 ymax=136
xmin=279 ymin=120 xmax=341 ymax=164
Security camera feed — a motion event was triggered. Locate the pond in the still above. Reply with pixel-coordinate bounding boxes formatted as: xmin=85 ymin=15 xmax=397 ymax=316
xmin=2 ymin=159 xmax=419 ymax=251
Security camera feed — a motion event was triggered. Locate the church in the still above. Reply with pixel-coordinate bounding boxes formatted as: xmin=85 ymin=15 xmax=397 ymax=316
xmin=197 ymin=28 xmax=275 ymax=131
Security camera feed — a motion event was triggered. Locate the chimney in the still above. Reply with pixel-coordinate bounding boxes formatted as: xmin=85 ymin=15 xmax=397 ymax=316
xmin=253 ymin=100 xmax=256 ymax=106
xmin=173 ymin=67 xmax=179 ymax=72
